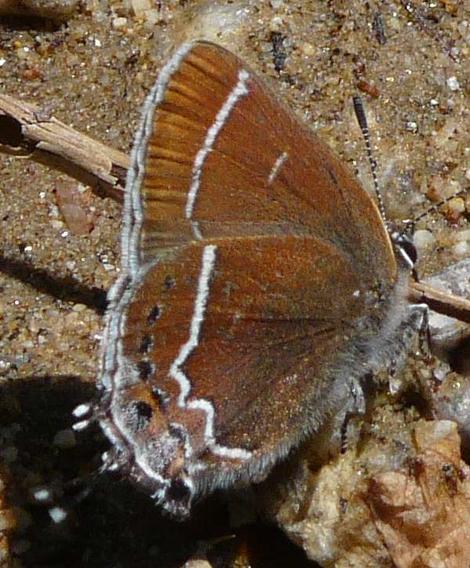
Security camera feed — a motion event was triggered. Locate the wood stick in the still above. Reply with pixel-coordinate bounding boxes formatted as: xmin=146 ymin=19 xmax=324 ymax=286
xmin=409 ymin=281 xmax=470 ymax=325
xmin=0 ymin=94 xmax=128 ymax=201
xmin=1 ymin=93 xmax=469 ymax=326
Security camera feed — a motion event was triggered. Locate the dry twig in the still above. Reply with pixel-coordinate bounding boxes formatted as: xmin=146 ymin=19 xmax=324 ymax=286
xmin=0 ymin=93 xmax=128 ymax=201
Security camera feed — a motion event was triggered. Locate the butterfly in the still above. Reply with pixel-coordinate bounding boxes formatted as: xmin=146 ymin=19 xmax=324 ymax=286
xmin=86 ymin=41 xmax=424 ymax=518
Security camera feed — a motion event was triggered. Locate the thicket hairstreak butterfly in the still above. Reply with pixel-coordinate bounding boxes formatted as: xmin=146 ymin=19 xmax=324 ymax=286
xmin=87 ymin=41 xmax=426 ymax=518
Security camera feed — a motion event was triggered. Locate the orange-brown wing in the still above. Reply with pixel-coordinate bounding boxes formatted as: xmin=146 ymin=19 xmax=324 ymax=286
xmin=129 ymin=41 xmax=395 ymax=287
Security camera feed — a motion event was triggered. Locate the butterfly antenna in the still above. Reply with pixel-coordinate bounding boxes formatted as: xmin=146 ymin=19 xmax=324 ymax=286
xmin=354 ymin=97 xmax=467 ymax=235
xmin=352 ymin=95 xmax=388 ymax=226
xmin=353 ymin=95 xmax=420 ymax=276
xmin=33 ymin=452 xmax=109 ymax=526
xmin=62 ymin=467 xmax=103 ymax=505
xmin=403 ymin=191 xmax=467 ymax=236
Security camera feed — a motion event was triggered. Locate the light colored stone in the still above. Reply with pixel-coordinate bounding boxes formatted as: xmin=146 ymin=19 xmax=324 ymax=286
xmin=452 ymin=241 xmax=468 ymax=256
xmin=413 ymin=229 xmax=435 ymax=250
xmin=446 ymin=76 xmax=460 ymax=91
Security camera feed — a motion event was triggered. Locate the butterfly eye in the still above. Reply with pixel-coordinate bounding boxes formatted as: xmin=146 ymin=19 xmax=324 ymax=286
xmin=393 ymin=233 xmax=418 ymax=269
xmin=400 ymin=236 xmax=418 ymax=266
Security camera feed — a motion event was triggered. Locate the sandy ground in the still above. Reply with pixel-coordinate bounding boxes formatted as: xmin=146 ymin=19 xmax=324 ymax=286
xmin=0 ymin=1 xmax=468 ymax=566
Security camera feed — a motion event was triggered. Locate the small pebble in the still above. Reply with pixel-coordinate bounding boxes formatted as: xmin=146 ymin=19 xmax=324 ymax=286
xmin=112 ymin=17 xmax=128 ymax=29
xmin=301 ymin=42 xmax=316 ymax=57
xmin=419 ymin=367 xmax=433 ymax=380
xmin=452 ymin=241 xmax=468 ymax=256
xmin=143 ymin=9 xmax=160 ymax=26
xmin=31 ymin=487 xmax=53 ymax=503
xmin=446 ymin=76 xmax=460 ymax=91
xmin=445 ymin=197 xmax=466 ymax=223
xmin=413 ymin=229 xmax=435 ymax=250
xmin=448 ymin=197 xmax=465 ymax=214
xmin=50 ymin=220 xmax=64 ymax=230
xmin=129 ymin=0 xmax=152 ymax=15
xmin=270 ymin=15 xmax=284 ymax=31
xmin=49 ymin=507 xmax=67 ymax=524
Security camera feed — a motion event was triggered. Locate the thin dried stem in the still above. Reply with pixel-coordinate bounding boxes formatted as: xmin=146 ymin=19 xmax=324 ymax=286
xmin=409 ymin=281 xmax=470 ymax=325
xmin=0 ymin=94 xmax=128 ymax=202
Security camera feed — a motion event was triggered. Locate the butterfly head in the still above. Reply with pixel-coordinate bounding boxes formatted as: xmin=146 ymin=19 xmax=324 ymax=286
xmin=387 ymin=222 xmax=418 ymax=273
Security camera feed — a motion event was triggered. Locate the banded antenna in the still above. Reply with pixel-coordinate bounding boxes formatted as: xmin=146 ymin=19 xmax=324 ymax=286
xmin=353 ymin=95 xmax=467 ymax=235
xmin=352 ymin=95 xmax=388 ymax=225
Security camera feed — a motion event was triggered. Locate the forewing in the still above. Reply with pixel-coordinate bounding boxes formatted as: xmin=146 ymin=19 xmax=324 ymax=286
xmin=131 ymin=41 xmax=395 ymax=286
